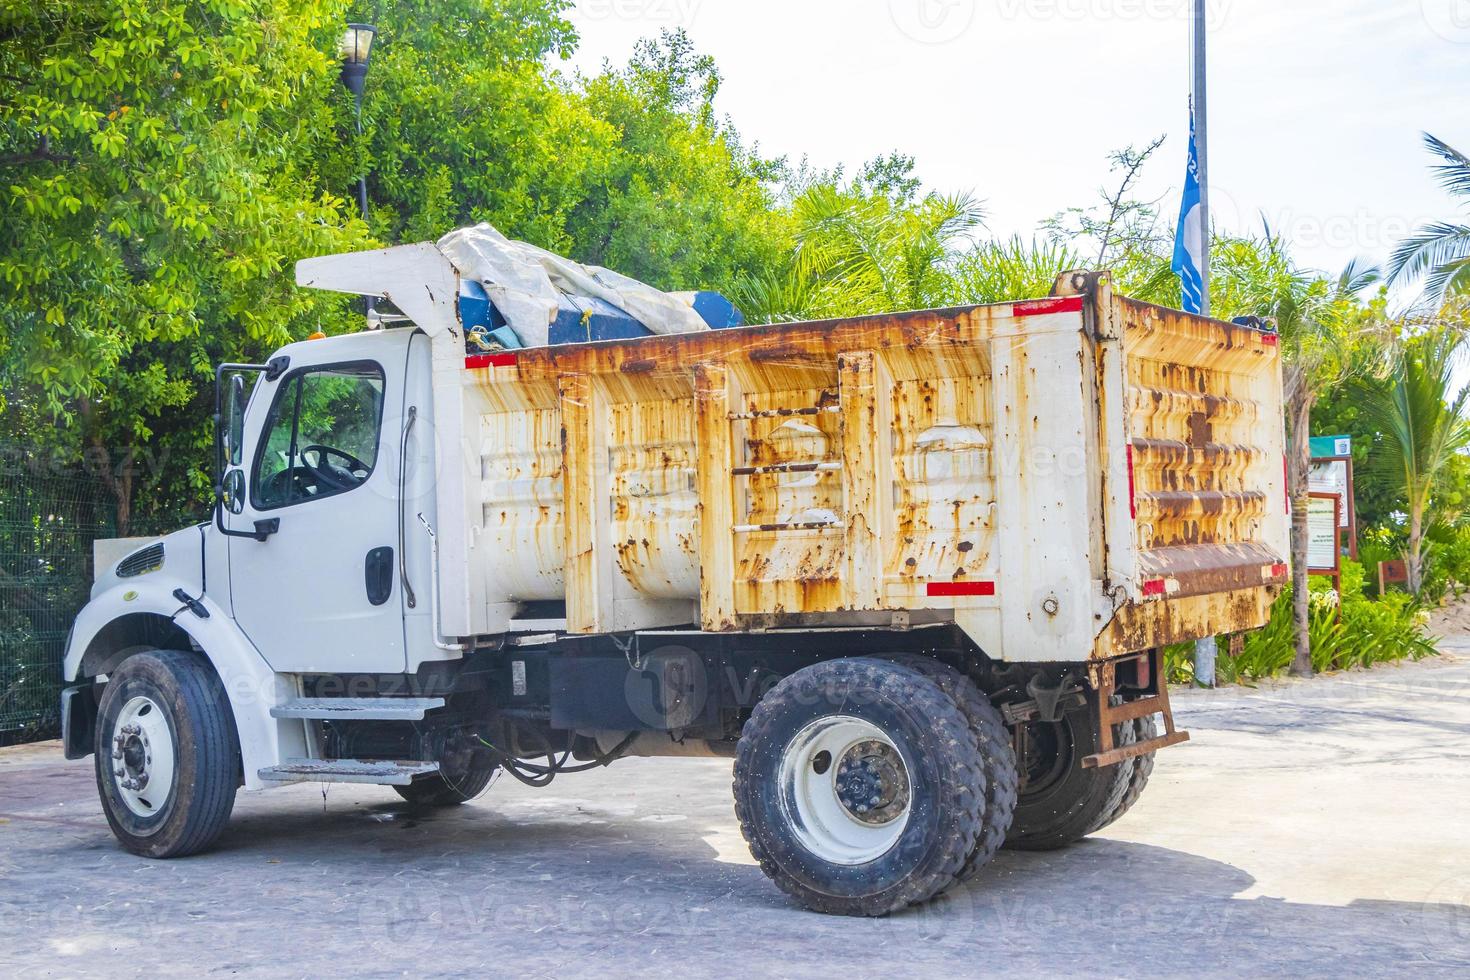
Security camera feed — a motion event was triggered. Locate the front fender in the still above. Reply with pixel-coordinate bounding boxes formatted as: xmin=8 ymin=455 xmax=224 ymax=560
xmin=66 ymin=579 xmax=306 ymax=790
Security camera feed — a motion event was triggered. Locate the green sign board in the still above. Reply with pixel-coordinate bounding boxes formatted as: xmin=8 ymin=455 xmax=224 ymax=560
xmin=1310 ymin=435 xmax=1353 ymax=458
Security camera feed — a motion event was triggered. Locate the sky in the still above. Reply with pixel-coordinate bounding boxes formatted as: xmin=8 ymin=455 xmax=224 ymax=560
xmin=561 ymin=0 xmax=1470 ymax=281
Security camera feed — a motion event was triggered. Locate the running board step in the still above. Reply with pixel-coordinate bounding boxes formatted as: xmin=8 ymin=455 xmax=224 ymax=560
xmin=257 ymin=759 xmax=440 ymax=786
xmin=269 ymin=697 xmax=445 ymax=721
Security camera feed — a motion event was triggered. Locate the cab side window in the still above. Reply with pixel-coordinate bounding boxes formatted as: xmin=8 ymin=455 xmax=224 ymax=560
xmin=252 ymin=363 xmax=386 ymax=509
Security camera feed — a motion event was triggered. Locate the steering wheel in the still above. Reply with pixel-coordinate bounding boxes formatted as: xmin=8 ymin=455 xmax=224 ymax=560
xmin=300 ymin=444 xmax=369 ymax=493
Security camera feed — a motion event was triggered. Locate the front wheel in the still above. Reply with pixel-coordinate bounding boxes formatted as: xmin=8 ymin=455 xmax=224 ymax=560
xmin=732 ymin=657 xmax=992 ymax=916
xmin=94 ymin=650 xmax=240 ymax=858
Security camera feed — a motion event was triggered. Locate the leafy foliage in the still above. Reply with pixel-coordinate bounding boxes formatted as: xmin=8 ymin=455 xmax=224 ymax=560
xmin=364 ymin=19 xmax=786 ymax=291
xmin=1351 ymin=319 xmax=1470 ymax=593
xmin=734 ymin=161 xmax=984 ymax=322
xmin=1 ymin=9 xmax=787 ymax=531
xmin=1165 ymin=561 xmax=1437 ymax=685
xmin=1387 ymin=133 xmax=1470 ymax=307
xmin=1 ymin=0 xmax=378 ymax=530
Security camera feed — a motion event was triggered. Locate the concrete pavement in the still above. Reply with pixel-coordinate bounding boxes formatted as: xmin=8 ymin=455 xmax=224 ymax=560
xmin=2 ymin=653 xmax=1468 ymax=978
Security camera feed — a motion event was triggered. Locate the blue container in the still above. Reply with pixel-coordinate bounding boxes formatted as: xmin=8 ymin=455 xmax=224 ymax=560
xmin=548 ymin=294 xmax=651 ymax=346
xmin=459 ymin=281 xmax=745 ymax=349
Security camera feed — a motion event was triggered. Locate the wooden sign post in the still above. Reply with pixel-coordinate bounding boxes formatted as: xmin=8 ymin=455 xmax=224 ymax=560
xmin=1378 ymin=559 xmax=1409 ymax=595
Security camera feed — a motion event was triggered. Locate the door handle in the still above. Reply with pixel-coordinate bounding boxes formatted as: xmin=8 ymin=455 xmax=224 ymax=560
xmin=365 ymin=546 xmax=394 ymax=606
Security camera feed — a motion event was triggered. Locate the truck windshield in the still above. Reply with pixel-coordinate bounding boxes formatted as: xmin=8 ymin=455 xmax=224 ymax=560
xmin=252 ymin=362 xmax=385 ymax=509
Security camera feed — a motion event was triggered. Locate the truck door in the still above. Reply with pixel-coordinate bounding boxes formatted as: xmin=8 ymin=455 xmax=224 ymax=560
xmin=225 ymin=334 xmax=409 ymax=674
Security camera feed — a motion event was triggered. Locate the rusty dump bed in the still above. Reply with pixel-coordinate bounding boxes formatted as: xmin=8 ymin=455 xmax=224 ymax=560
xmin=421 ymin=271 xmax=1288 ymax=664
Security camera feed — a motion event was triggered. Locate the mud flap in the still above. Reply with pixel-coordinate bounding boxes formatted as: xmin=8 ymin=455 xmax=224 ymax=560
xmin=1081 ymin=649 xmax=1189 ymax=768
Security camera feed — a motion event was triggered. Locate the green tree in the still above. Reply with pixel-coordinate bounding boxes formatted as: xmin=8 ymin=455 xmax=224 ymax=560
xmin=362 ymin=19 xmax=786 ymax=291
xmin=2 ymin=9 xmax=784 ymax=532
xmin=1 ymin=0 xmax=375 ymax=532
xmin=1354 ymin=316 xmax=1470 ymax=594
xmin=1388 ymin=133 xmax=1470 ymax=307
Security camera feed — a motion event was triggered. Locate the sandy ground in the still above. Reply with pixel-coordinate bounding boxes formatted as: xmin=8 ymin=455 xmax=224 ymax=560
xmin=1 ymin=652 xmax=1468 ymax=979
xmin=1429 ymin=594 xmax=1470 ymax=636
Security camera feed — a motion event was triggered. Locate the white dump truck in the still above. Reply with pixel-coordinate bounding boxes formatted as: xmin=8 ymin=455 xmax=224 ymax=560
xmin=62 ymin=236 xmax=1287 ymax=916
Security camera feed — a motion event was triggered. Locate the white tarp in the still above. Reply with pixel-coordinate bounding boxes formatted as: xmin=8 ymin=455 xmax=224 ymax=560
xmin=437 ymin=223 xmax=708 ymax=347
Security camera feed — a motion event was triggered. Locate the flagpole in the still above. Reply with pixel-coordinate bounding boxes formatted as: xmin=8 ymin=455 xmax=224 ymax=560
xmin=1191 ymin=0 xmax=1217 ymax=687
xmin=1193 ymin=0 xmax=1210 ymax=317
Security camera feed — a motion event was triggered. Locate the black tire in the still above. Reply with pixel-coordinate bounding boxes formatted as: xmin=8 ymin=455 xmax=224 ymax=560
xmin=1004 ymin=694 xmax=1136 ymax=852
xmin=883 ymin=655 xmax=1017 ymax=886
xmin=393 ymin=763 xmax=497 ymax=807
xmin=1090 ymin=714 xmax=1158 ymax=833
xmin=732 ymin=657 xmax=989 ymax=916
xmin=94 ymin=650 xmax=240 ymax=858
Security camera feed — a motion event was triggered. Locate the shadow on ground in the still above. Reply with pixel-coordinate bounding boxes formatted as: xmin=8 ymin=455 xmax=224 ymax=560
xmin=2 ymin=780 xmax=1466 ymax=978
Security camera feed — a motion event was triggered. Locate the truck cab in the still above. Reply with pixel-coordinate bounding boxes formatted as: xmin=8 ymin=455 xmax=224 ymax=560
xmin=218 ymin=329 xmax=435 ymax=676
xmin=62 ymin=238 xmax=1287 ymax=917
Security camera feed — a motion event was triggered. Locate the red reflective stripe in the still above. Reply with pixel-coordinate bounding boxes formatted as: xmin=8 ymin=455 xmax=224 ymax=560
xmin=927 ymin=581 xmax=996 ymax=597
xmin=1012 ymin=296 xmax=1084 ymax=317
xmin=1283 ymin=455 xmax=1291 ymax=515
xmin=1126 ymin=443 xmax=1138 ymax=520
xmin=1141 ymin=579 xmax=1167 ymax=597
xmin=1270 ymin=563 xmax=1289 ymax=578
xmin=465 ymin=353 xmax=518 ymax=369
xmin=1261 ymin=333 xmax=1279 ymax=347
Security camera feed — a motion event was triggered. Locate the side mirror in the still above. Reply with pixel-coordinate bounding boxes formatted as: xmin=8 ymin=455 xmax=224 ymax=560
xmin=226 ymin=373 xmax=248 ymax=467
xmin=220 ymin=469 xmax=246 ymax=515
xmin=214 ymin=361 xmax=271 ymax=541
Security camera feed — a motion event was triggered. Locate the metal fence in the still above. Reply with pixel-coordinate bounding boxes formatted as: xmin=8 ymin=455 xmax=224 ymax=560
xmin=0 ymin=462 xmax=113 ymax=744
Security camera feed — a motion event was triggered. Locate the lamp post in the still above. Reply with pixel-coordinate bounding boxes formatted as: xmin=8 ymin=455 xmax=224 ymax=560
xmin=339 ymin=23 xmax=377 ymax=320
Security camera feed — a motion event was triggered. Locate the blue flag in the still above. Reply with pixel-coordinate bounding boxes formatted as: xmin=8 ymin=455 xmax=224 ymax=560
xmin=1173 ymin=102 xmax=1206 ymax=314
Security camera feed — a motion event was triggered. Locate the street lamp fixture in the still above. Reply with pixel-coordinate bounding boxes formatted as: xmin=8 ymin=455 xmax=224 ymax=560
xmin=338 ymin=22 xmax=378 ymax=323
xmin=338 ymin=23 xmax=376 ymax=101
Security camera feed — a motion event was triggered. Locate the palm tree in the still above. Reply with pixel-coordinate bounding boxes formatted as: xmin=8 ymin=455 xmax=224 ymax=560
xmin=946 ymin=236 xmax=1082 ymax=305
xmin=1355 ymin=320 xmax=1470 ymax=594
xmin=734 ymin=183 xmax=984 ymax=323
xmin=1388 ymin=134 xmax=1470 ymax=307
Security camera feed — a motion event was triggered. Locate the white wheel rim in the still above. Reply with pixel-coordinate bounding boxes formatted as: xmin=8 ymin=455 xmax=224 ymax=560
xmin=109 ymin=696 xmax=175 ymax=818
xmin=778 ymin=715 xmax=912 ymax=866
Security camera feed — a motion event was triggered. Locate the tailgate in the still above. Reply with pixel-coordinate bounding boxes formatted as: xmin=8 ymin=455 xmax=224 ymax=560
xmin=1096 ymin=295 xmax=1290 ymax=655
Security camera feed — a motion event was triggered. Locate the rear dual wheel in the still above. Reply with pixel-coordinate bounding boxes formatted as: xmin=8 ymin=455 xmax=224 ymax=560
xmin=1004 ymin=697 xmax=1155 ymax=851
xmin=732 ymin=657 xmax=1013 ymax=916
xmin=394 ymin=760 xmax=498 ymax=807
